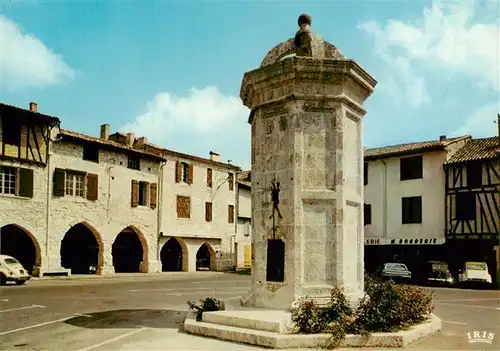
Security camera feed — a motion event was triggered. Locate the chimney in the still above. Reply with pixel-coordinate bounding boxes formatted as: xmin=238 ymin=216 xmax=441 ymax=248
xmin=126 ymin=132 xmax=135 ymax=147
xmin=100 ymin=124 xmax=110 ymax=140
xmin=136 ymin=136 xmax=148 ymax=148
xmin=29 ymin=102 xmax=38 ymax=113
xmin=209 ymin=151 xmax=220 ymax=162
xmin=439 ymin=135 xmax=447 ymax=141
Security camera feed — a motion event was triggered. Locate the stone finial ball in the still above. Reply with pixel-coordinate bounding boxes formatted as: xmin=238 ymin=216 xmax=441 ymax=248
xmin=298 ymin=14 xmax=312 ymax=27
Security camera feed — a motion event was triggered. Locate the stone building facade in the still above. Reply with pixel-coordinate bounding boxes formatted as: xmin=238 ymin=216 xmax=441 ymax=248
xmin=363 ymin=135 xmax=470 ymax=274
xmin=0 ymin=102 xmax=241 ymax=276
xmin=235 ymin=171 xmax=252 ymax=268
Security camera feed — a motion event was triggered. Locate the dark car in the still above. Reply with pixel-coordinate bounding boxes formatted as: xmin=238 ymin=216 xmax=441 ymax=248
xmin=380 ymin=262 xmax=412 ymax=283
xmin=424 ymin=261 xmax=454 ymax=286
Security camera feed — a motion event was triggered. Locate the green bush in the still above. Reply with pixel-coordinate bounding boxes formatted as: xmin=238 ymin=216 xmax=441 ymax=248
xmin=187 ymin=297 xmax=223 ymax=321
xmin=290 ymin=274 xmax=435 ymax=345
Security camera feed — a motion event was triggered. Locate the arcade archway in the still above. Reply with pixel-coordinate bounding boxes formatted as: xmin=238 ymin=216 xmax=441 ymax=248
xmin=112 ymin=227 xmax=147 ymax=273
xmin=0 ymin=224 xmax=41 ymax=275
xmin=60 ymin=222 xmax=102 ymax=274
xmin=196 ymin=243 xmax=216 ymax=271
xmin=160 ymin=238 xmax=187 ymax=272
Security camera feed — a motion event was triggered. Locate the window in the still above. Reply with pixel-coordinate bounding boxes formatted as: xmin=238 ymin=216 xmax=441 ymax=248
xmin=455 ymin=192 xmax=476 ymax=220
xmin=177 ymin=195 xmax=191 ymax=218
xmin=83 ymin=144 xmax=99 ymax=163
xmin=402 ymin=196 xmax=422 ymax=224
xmin=466 ymin=162 xmax=482 ymax=188
xmin=205 ymin=202 xmax=213 ymax=222
xmin=363 ymin=162 xmax=368 ymax=186
xmin=364 ymin=204 xmax=372 ymax=225
xmin=1 ymin=116 xmax=21 ymax=146
xmin=228 ymin=205 xmax=234 ymax=224
xmin=207 ymin=168 xmax=213 ymax=188
xmin=53 ymin=169 xmax=98 ymax=200
xmin=130 ymin=180 xmax=157 ymax=208
xmin=181 ymin=162 xmax=189 ymax=182
xmin=400 ymin=155 xmax=423 ymax=181
xmin=175 ymin=161 xmax=193 ymax=184
xmin=127 ymin=154 xmax=140 ymax=170
xmin=0 ymin=167 xmax=16 ymax=195
xmin=228 ymin=173 xmax=234 ymax=191
xmin=138 ymin=181 xmax=149 ymax=206
xmin=65 ymin=172 xmax=85 ymax=197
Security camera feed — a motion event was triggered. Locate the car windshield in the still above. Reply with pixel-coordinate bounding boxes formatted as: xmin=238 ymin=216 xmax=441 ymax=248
xmin=385 ymin=263 xmax=407 ymax=270
xmin=4 ymin=258 xmax=19 ymax=265
xmin=466 ymin=262 xmax=487 ymax=271
xmin=431 ymin=262 xmax=449 ymax=272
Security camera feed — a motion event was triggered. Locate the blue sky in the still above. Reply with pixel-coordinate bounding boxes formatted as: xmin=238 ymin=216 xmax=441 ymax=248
xmin=1 ymin=0 xmax=498 ymax=169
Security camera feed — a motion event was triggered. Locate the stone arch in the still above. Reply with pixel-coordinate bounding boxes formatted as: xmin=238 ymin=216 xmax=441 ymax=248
xmin=160 ymin=237 xmax=188 ymax=272
xmin=60 ymin=221 xmax=104 ymax=275
xmin=0 ymin=224 xmax=42 ymax=275
xmin=112 ymin=225 xmax=149 ymax=273
xmin=259 ymin=38 xmax=345 ymax=68
xmin=196 ymin=242 xmax=217 ymax=271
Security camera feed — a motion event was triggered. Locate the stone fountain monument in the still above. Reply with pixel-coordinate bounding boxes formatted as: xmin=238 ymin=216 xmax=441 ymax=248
xmin=184 ymin=14 xmax=386 ymax=348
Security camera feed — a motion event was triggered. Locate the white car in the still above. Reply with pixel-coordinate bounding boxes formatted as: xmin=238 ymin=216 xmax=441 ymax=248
xmin=380 ymin=262 xmax=412 ymax=282
xmin=458 ymin=261 xmax=492 ymax=286
xmin=0 ymin=254 xmax=31 ymax=285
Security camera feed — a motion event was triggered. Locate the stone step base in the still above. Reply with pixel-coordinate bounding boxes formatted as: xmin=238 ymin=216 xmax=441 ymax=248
xmin=202 ymin=309 xmax=293 ymax=333
xmin=184 ymin=312 xmax=330 ymax=349
xmin=183 ymin=311 xmax=442 ymax=349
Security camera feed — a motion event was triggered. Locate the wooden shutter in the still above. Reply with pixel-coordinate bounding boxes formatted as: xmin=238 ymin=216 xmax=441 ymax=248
xmin=86 ymin=173 xmax=98 ymax=201
xmin=228 ymin=173 xmax=234 ymax=191
xmin=131 ymin=180 xmax=139 ymax=207
xmin=53 ymin=168 xmax=65 ymax=197
xmin=150 ymin=183 xmax=157 ymax=209
xmin=207 ymin=168 xmax=213 ymax=188
xmin=18 ymin=168 xmax=34 ymax=198
xmin=175 ymin=161 xmax=182 ymax=183
xmin=188 ymin=164 xmax=194 ymax=184
xmin=205 ymin=202 xmax=212 ymax=222
xmin=228 ymin=205 xmax=234 ymax=223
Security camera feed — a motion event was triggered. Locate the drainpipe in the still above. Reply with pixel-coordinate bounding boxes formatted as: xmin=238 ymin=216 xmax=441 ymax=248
xmin=380 ymin=159 xmax=388 ymax=242
xmin=157 ymin=160 xmax=166 ymax=264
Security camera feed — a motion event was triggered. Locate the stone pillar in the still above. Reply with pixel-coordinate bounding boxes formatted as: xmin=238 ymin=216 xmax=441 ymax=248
xmin=240 ymin=14 xmax=377 ymax=309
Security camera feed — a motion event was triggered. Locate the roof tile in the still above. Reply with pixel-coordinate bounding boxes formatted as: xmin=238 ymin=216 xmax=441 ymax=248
xmin=444 ymin=137 xmax=499 ymax=164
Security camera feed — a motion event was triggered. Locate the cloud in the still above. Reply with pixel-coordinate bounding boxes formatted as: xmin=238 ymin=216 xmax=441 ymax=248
xmin=121 ymin=86 xmax=251 ymax=168
xmin=452 ymin=102 xmax=499 ymax=138
xmin=0 ymin=15 xmax=75 ymax=90
xmin=358 ymin=0 xmax=500 ymax=105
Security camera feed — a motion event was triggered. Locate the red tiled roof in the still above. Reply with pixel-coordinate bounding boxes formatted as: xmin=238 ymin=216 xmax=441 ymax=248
xmin=364 ymin=136 xmax=470 ymax=160
xmin=444 ymin=137 xmax=499 ymax=164
xmin=59 ymin=129 xmax=167 ymax=160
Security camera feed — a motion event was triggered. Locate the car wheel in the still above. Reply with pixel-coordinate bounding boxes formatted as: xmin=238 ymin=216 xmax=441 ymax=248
xmin=0 ymin=274 xmax=6 ymax=286
xmin=15 ymin=280 xmax=26 ymax=285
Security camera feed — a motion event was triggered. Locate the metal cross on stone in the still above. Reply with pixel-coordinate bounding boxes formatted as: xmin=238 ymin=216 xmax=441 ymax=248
xmin=269 ymin=179 xmax=283 ymax=240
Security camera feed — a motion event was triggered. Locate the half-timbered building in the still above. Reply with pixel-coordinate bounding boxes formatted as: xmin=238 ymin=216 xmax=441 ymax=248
xmin=0 ymin=102 xmax=60 ymax=275
xmin=443 ymin=136 xmax=500 ymax=286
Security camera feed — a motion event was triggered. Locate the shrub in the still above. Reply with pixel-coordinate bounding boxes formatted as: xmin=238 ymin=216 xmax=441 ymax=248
xmin=187 ymin=297 xmax=223 ymax=321
xmin=290 ymin=275 xmax=435 ymax=344
xmin=356 ymin=275 xmax=435 ymax=332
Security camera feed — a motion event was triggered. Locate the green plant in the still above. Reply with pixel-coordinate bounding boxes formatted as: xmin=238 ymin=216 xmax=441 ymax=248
xmin=187 ymin=297 xmax=222 ymax=321
xmin=356 ymin=275 xmax=435 ymax=332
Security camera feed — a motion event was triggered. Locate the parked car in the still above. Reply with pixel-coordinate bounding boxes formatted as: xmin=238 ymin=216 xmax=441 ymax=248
xmin=0 ymin=254 xmax=31 ymax=285
xmin=424 ymin=261 xmax=454 ymax=286
xmin=380 ymin=262 xmax=412 ymax=282
xmin=458 ymin=261 xmax=492 ymax=287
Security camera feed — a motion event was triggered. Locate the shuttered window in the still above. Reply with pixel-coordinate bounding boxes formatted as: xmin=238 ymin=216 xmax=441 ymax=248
xmin=150 ymin=183 xmax=157 ymax=209
xmin=228 ymin=205 xmax=234 ymax=224
xmin=86 ymin=173 xmax=98 ymax=201
xmin=0 ymin=166 xmax=34 ymax=198
xmin=228 ymin=173 xmax=234 ymax=191
xmin=176 ymin=161 xmax=193 ymax=184
xmin=131 ymin=180 xmax=139 ymax=207
xmin=205 ymin=202 xmax=213 ymax=222
xmin=53 ymin=169 xmax=97 ymax=200
xmin=177 ymin=195 xmax=191 ymax=218
xmin=207 ymin=168 xmax=213 ymax=188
